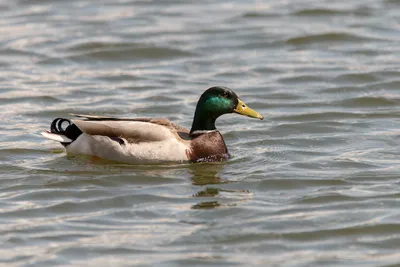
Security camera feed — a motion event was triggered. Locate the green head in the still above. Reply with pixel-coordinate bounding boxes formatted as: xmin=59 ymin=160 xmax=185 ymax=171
xmin=190 ymin=86 xmax=263 ymax=134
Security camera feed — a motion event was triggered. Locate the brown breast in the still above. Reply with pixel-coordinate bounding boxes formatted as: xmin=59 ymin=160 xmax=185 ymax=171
xmin=188 ymin=131 xmax=230 ymax=163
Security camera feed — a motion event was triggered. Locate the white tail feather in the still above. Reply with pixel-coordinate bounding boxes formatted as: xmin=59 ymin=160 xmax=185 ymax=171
xmin=41 ymin=131 xmax=73 ymax=143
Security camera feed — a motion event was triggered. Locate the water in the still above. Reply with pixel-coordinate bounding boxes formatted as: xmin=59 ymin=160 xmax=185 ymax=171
xmin=1 ymin=0 xmax=400 ymax=266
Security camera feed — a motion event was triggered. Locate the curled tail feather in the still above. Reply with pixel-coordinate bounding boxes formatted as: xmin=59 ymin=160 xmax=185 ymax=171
xmin=51 ymin=118 xmax=72 ymax=134
xmin=42 ymin=118 xmax=82 ymax=145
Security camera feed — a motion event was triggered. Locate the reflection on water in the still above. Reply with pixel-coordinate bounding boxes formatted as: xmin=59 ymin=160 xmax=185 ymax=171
xmin=190 ymin=164 xmax=225 ymax=210
xmin=189 ymin=163 xmax=226 ymax=186
xmin=189 ymin=163 xmax=225 ymax=209
xmin=192 ymin=201 xmax=221 ymax=209
xmin=189 ymin=163 xmax=252 ymax=209
xmin=194 ymin=187 xmax=220 ymax=197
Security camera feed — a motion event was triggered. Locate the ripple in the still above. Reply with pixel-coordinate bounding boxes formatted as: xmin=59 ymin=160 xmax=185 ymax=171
xmin=283 ymin=223 xmax=400 ymax=241
xmin=241 ymin=11 xmax=281 ymax=18
xmin=286 ymin=32 xmax=381 ymax=45
xmin=257 ymin=178 xmax=347 ymax=190
xmin=65 ymin=43 xmax=197 ymax=62
xmin=278 ymin=75 xmax=326 ymax=84
xmin=333 ymin=73 xmax=381 ymax=84
xmin=292 ymin=6 xmax=374 ymax=16
xmin=66 ymin=42 xmax=140 ymax=52
xmin=0 ymin=95 xmax=61 ymax=105
xmin=292 ymin=8 xmax=349 ymax=16
xmin=261 ymin=143 xmax=296 ymax=163
xmin=385 ymin=0 xmax=400 ymax=5
xmin=0 ymin=48 xmax=46 ymax=63
xmin=336 ymin=96 xmax=399 ymax=107
xmin=298 ymin=193 xmax=357 ymax=204
xmin=276 ymin=111 xmax=399 ymax=121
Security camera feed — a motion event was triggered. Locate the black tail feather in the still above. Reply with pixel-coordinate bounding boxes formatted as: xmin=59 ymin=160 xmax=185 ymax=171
xmin=50 ymin=118 xmax=82 ymax=142
xmin=51 ymin=118 xmax=71 ymax=134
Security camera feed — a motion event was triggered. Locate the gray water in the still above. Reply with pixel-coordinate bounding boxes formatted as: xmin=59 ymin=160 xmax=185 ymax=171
xmin=1 ymin=0 xmax=400 ymax=266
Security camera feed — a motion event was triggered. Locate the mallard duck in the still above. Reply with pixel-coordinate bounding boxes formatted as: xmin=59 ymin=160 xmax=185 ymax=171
xmin=42 ymin=86 xmax=263 ymax=164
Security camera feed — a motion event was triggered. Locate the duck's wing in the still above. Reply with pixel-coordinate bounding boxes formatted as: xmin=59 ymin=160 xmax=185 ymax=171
xmin=70 ymin=113 xmax=147 ymax=121
xmin=70 ymin=114 xmax=189 ymax=143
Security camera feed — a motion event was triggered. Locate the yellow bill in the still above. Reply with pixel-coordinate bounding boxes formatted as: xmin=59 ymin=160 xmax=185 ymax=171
xmin=234 ymin=99 xmax=264 ymax=120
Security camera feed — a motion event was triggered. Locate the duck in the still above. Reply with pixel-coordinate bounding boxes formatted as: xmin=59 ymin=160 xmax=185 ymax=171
xmin=42 ymin=86 xmax=263 ymax=164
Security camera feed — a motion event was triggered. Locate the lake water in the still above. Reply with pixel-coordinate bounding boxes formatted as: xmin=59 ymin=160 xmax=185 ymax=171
xmin=1 ymin=0 xmax=400 ymax=266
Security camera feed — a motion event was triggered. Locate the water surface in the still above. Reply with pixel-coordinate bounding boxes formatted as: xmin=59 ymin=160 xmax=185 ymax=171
xmin=1 ymin=0 xmax=400 ymax=266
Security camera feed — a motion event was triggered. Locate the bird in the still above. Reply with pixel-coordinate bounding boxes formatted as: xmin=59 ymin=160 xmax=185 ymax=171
xmin=42 ymin=86 xmax=263 ymax=164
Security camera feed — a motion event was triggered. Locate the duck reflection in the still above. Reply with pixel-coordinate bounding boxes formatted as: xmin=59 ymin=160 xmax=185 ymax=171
xmin=188 ymin=163 xmax=250 ymax=210
xmin=188 ymin=162 xmax=226 ymax=186
xmin=188 ymin=163 xmax=224 ymax=209
xmin=191 ymin=201 xmax=221 ymax=209
xmin=75 ymin=159 xmax=250 ymax=210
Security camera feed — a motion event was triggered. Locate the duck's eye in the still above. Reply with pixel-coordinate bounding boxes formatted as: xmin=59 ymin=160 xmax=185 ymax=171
xmin=221 ymin=92 xmax=230 ymax=98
